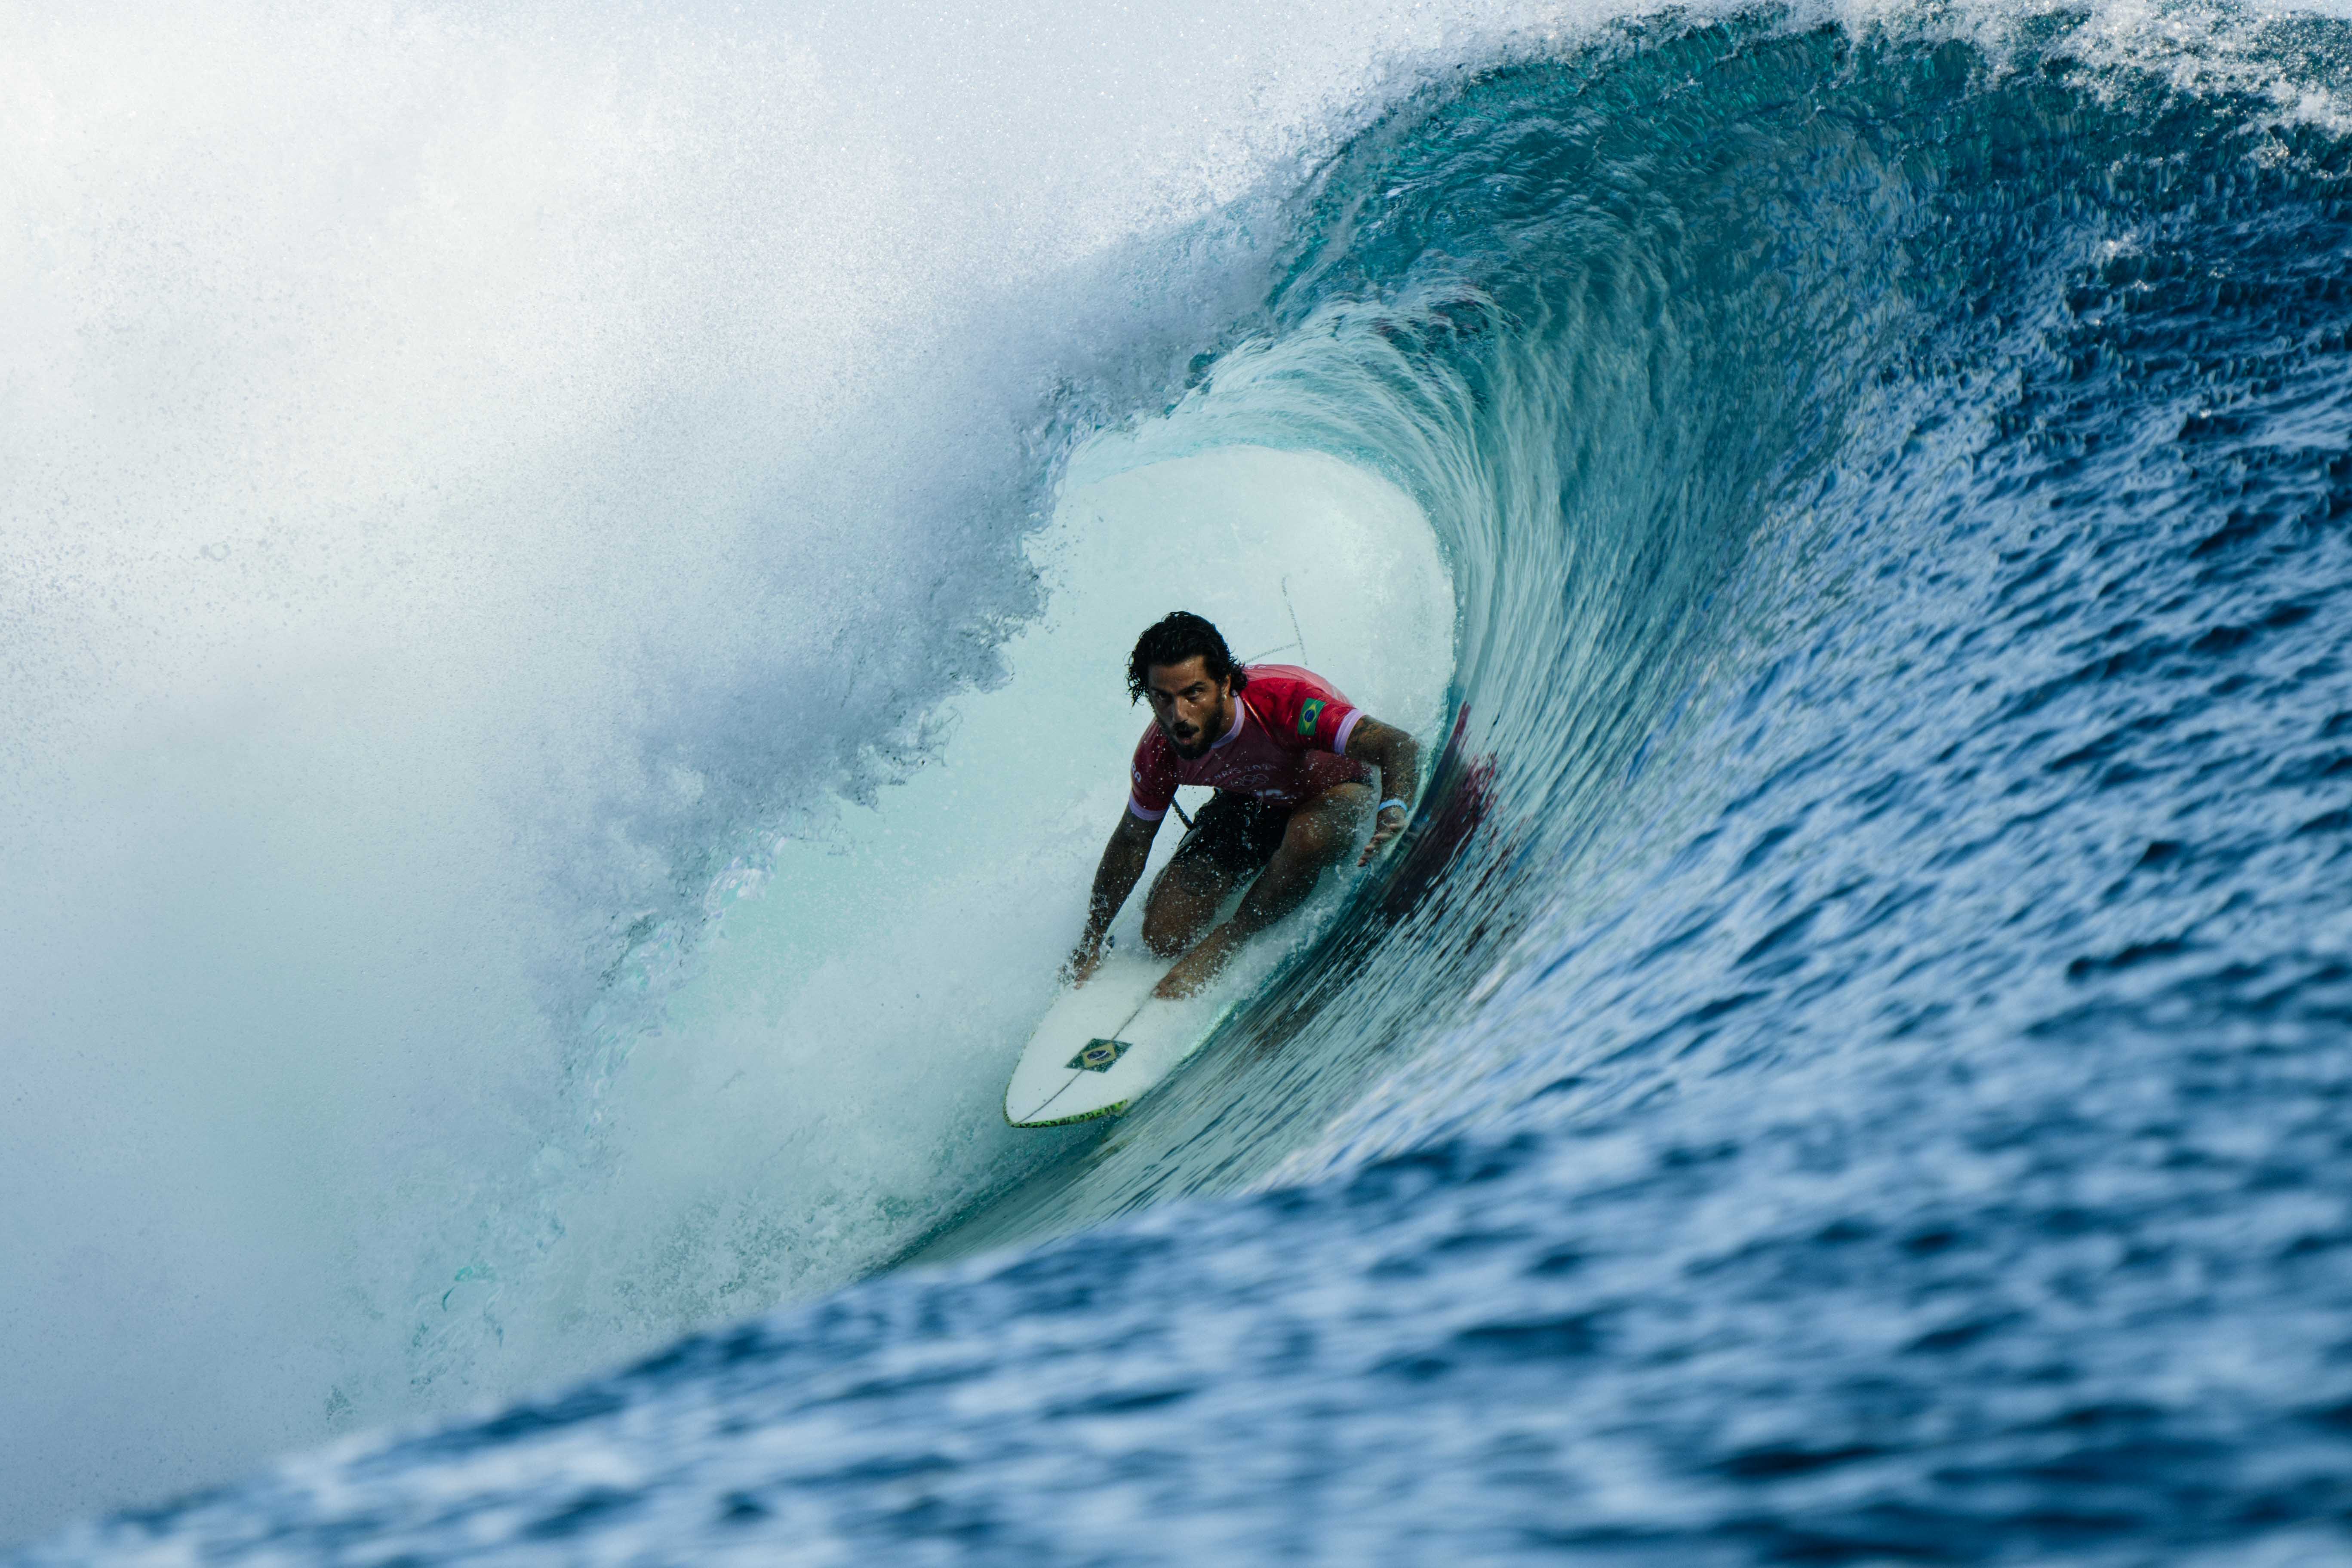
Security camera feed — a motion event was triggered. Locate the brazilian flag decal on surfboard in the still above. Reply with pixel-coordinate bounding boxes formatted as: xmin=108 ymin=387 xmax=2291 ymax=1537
xmin=1298 ymin=698 xmax=1325 ymax=737
xmin=1067 ymin=1038 xmax=1129 ymax=1073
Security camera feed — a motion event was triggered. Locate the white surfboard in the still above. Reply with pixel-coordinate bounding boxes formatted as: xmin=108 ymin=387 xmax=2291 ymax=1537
xmin=1003 ymin=945 xmax=1228 ymax=1127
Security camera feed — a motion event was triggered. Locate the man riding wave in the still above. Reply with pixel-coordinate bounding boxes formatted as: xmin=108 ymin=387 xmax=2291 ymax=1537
xmin=1066 ymin=611 xmax=1422 ymax=999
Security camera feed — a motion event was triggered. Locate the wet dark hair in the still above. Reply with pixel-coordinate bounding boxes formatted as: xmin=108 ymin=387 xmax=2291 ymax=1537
xmin=1127 ymin=611 xmax=1248 ymax=703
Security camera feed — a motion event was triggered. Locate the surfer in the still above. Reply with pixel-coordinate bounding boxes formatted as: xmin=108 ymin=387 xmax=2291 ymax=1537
xmin=1064 ymin=611 xmax=1421 ymax=999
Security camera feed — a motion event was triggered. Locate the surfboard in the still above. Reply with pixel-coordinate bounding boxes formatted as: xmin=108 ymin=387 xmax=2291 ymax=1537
xmin=1003 ymin=945 xmax=1227 ymax=1127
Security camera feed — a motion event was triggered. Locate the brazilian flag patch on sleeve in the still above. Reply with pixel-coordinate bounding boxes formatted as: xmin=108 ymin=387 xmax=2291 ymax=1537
xmin=1297 ymin=698 xmax=1325 ymax=738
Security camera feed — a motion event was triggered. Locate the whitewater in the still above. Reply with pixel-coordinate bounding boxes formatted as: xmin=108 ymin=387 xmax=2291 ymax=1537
xmin=9 ymin=0 xmax=2352 ymax=1560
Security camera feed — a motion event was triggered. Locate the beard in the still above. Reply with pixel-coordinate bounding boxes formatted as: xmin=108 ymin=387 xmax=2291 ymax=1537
xmin=1160 ymin=690 xmax=1230 ymax=759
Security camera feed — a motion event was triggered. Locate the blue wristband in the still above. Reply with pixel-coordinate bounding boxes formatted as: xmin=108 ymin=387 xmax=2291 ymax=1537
xmin=1378 ymin=798 xmax=1408 ymax=816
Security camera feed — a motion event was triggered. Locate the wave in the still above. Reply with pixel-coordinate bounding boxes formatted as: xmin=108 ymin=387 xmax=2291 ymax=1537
xmin=15 ymin=0 xmax=2352 ymax=1555
xmin=914 ymin=0 xmax=2352 ymax=1240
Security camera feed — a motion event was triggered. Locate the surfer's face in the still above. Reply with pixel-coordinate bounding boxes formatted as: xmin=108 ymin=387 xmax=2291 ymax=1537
xmin=1145 ymin=656 xmax=1233 ymax=760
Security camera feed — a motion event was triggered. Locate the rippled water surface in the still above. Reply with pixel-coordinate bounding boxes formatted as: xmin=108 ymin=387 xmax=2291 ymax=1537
xmin=18 ymin=3 xmax=2352 ymax=1562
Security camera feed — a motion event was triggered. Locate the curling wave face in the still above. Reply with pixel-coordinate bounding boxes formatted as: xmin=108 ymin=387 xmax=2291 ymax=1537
xmin=22 ymin=5 xmax=2352 ymax=1561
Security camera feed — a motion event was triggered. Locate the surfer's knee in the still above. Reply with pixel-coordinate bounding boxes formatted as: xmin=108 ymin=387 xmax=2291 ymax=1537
xmin=1140 ymin=898 xmax=1199 ymax=957
xmin=1285 ymin=820 xmax=1337 ymax=867
xmin=1282 ymin=802 xmax=1354 ymax=867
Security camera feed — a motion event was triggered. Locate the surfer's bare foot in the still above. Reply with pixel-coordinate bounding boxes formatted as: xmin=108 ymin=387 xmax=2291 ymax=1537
xmin=1154 ymin=924 xmax=1243 ymax=998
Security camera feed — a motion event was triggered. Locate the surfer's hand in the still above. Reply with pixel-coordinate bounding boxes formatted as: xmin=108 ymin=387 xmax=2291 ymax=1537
xmin=1359 ymin=803 xmax=1408 ymax=865
xmin=1062 ymin=938 xmax=1105 ymax=987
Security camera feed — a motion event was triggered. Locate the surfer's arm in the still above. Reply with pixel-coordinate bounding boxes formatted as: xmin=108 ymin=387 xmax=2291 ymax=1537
xmin=1344 ymin=716 xmax=1422 ymax=864
xmin=1066 ymin=809 xmax=1158 ymax=984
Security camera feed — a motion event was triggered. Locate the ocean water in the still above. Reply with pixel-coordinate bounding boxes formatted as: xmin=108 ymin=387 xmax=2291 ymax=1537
xmin=10 ymin=0 xmax=2352 ymax=1560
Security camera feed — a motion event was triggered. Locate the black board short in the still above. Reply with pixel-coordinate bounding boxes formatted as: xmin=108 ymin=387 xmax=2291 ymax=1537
xmin=1168 ymin=790 xmax=1292 ymax=880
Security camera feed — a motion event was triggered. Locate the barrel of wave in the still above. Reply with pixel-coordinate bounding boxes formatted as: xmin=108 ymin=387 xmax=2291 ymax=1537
xmin=575 ymin=444 xmax=1455 ymax=1316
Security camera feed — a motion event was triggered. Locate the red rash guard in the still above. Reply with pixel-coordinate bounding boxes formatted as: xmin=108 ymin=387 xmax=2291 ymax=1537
xmin=1128 ymin=664 xmax=1371 ymax=820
